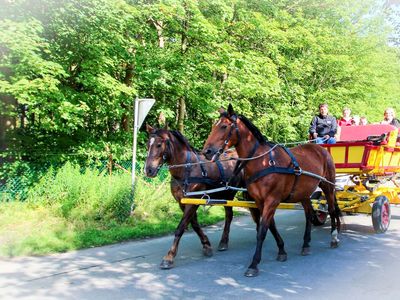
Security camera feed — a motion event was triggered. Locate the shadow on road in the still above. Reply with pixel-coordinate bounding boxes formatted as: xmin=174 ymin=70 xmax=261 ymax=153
xmin=1 ymin=207 xmax=400 ymax=299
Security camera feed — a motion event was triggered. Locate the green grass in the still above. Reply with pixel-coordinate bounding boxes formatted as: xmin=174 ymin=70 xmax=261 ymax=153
xmin=0 ymin=163 xmax=228 ymax=257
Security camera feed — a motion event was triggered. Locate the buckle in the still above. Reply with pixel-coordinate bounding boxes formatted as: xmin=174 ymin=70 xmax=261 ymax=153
xmin=294 ymin=166 xmax=303 ymax=176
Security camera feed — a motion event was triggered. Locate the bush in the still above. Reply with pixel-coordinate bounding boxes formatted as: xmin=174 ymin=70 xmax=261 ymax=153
xmin=0 ymin=162 xmax=226 ymax=256
xmin=26 ymin=162 xmax=133 ymax=224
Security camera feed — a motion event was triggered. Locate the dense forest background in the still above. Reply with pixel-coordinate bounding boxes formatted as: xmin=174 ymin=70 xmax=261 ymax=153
xmin=1 ymin=0 xmax=400 ymax=162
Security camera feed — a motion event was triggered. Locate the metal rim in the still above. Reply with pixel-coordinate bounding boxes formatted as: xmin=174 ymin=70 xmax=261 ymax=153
xmin=381 ymin=201 xmax=390 ymax=229
xmin=316 ymin=211 xmax=327 ymax=223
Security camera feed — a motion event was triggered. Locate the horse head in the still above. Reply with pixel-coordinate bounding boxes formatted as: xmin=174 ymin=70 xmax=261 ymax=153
xmin=144 ymin=124 xmax=171 ymax=178
xmin=203 ymin=104 xmax=240 ymax=161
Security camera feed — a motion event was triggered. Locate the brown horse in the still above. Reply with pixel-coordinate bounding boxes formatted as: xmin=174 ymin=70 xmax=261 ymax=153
xmin=145 ymin=125 xmax=264 ymax=269
xmin=202 ymin=104 xmax=341 ymax=277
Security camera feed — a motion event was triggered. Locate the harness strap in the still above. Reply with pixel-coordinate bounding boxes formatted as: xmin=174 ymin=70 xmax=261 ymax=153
xmin=246 ymin=166 xmax=298 ymax=185
xmin=281 ymin=146 xmax=300 ymax=169
xmin=228 ymin=140 xmax=259 ymax=186
xmin=183 ymin=151 xmax=192 ymax=192
xmin=182 ymin=177 xmax=226 ymax=186
xmin=247 ymin=144 xmax=304 ymax=201
xmin=181 ymin=150 xmax=228 ymax=195
xmin=280 ymin=146 xmax=301 ymax=201
xmin=194 ymin=152 xmax=207 ymax=177
xmin=215 ymin=160 xmax=226 ymax=184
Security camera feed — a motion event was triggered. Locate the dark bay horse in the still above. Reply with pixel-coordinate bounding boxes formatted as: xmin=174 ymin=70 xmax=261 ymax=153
xmin=202 ymin=104 xmax=341 ymax=277
xmin=144 ymin=124 xmax=263 ymax=269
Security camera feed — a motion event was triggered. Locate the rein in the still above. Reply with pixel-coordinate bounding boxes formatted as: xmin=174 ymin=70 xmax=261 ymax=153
xmin=167 ymin=145 xmax=279 ymax=169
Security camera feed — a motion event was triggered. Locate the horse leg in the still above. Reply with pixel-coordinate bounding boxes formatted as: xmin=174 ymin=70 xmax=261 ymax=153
xmin=328 ymin=198 xmax=341 ymax=248
xmin=269 ymin=217 xmax=287 ymax=261
xmin=320 ymin=183 xmax=341 ymax=248
xmin=217 ymin=206 xmax=233 ymax=251
xmin=245 ymin=206 xmax=274 ymax=277
xmin=160 ymin=204 xmax=199 ymax=269
xmin=301 ymin=200 xmax=313 ymax=256
xmin=190 ymin=211 xmax=213 ymax=257
xmin=249 ymin=207 xmax=260 ymax=228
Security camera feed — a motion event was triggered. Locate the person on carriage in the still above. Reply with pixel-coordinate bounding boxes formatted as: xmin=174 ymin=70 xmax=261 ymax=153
xmin=381 ymin=107 xmax=400 ymax=128
xmin=352 ymin=115 xmax=360 ymax=126
xmin=360 ymin=116 xmax=368 ymax=125
xmin=309 ymin=103 xmax=337 ymax=144
xmin=337 ymin=107 xmax=352 ymax=126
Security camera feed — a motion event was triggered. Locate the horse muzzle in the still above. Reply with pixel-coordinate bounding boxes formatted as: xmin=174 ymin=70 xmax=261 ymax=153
xmin=144 ymin=166 xmax=158 ymax=178
xmin=203 ymin=146 xmax=221 ymax=162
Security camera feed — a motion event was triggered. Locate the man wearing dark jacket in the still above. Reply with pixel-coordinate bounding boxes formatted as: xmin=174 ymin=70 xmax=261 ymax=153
xmin=309 ymin=103 xmax=337 ymax=144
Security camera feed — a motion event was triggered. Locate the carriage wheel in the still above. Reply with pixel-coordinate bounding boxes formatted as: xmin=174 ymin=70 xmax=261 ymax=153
xmin=312 ymin=210 xmax=328 ymax=226
xmin=310 ymin=191 xmax=328 ymax=226
xmin=372 ymin=196 xmax=391 ymax=233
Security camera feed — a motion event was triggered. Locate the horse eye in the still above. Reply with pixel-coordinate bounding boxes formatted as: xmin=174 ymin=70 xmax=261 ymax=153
xmin=156 ymin=144 xmax=162 ymax=148
xmin=220 ymin=125 xmax=227 ymax=130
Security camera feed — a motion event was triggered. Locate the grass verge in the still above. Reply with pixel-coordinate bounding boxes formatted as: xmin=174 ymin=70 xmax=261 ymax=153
xmin=0 ymin=163 xmax=228 ymax=257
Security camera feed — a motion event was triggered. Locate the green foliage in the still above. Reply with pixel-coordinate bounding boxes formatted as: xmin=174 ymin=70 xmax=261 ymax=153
xmin=1 ymin=0 xmax=400 ymax=157
xmin=25 ymin=163 xmax=132 ymax=222
xmin=0 ymin=163 xmax=225 ymax=256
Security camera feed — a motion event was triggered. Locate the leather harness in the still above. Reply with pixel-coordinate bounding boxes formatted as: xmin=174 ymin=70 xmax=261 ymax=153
xmin=157 ymin=135 xmax=231 ymax=195
xmin=220 ymin=115 xmax=306 ymax=202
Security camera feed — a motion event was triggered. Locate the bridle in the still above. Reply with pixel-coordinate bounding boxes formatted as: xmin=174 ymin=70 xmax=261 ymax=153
xmin=215 ymin=115 xmax=240 ymax=159
xmin=147 ymin=135 xmax=170 ymax=172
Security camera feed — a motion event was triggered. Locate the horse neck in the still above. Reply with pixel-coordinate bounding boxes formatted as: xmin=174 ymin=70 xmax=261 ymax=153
xmin=234 ymin=121 xmax=268 ymax=159
xmin=167 ymin=136 xmax=198 ymax=180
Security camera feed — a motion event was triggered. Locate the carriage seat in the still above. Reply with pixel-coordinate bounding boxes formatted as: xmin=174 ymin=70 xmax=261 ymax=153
xmin=338 ymin=124 xmax=397 ymax=145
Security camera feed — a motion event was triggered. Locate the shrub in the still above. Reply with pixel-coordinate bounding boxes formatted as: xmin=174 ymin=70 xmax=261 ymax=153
xmin=26 ymin=162 xmax=133 ymax=224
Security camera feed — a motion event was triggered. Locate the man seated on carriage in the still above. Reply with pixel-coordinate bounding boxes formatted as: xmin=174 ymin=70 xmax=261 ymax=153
xmin=381 ymin=107 xmax=400 ymax=128
xmin=309 ymin=103 xmax=337 ymax=144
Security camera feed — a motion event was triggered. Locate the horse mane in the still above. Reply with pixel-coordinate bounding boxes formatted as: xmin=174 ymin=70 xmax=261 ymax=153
xmin=170 ymin=130 xmax=199 ymax=152
xmin=238 ymin=114 xmax=268 ymax=145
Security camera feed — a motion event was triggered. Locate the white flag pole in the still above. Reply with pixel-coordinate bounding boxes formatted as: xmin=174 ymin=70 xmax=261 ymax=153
xmin=131 ymin=98 xmax=155 ymax=214
xmin=131 ymin=98 xmax=139 ymax=214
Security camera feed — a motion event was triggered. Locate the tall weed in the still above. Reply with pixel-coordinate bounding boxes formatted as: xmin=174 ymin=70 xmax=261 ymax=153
xmin=26 ymin=163 xmax=132 ymax=223
xmin=1 ymin=163 xmax=226 ymax=256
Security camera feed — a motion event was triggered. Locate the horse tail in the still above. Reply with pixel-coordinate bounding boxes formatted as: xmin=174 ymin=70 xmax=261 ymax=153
xmin=327 ymin=151 xmax=344 ymax=232
xmin=334 ymin=193 xmax=344 ymax=232
xmin=323 ymin=148 xmax=344 ymax=232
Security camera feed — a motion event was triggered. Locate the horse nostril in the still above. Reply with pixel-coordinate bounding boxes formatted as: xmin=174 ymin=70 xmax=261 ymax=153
xmin=205 ymin=149 xmax=211 ymax=155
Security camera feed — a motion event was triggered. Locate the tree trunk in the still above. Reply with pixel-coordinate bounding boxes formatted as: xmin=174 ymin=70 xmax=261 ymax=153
xmin=181 ymin=19 xmax=188 ymax=54
xmin=151 ymin=19 xmax=165 ymax=48
xmin=0 ymin=93 xmax=17 ymax=171
xmin=177 ymin=96 xmax=186 ymax=133
xmin=121 ymin=63 xmax=134 ymax=132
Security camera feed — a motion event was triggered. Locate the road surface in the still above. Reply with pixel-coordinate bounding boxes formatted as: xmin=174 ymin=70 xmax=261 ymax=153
xmin=1 ymin=207 xmax=400 ymax=300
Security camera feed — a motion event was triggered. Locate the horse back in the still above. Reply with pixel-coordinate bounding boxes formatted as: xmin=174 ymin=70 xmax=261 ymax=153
xmin=290 ymin=143 xmax=335 ymax=181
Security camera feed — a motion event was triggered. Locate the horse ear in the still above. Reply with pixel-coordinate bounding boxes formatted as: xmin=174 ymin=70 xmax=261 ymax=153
xmin=218 ymin=107 xmax=226 ymax=116
xmin=163 ymin=121 xmax=169 ymax=130
xmin=227 ymin=103 xmax=235 ymax=116
xmin=146 ymin=123 xmax=155 ymax=134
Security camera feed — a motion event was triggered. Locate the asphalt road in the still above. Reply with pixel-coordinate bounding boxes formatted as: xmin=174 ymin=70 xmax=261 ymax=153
xmin=1 ymin=206 xmax=400 ymax=300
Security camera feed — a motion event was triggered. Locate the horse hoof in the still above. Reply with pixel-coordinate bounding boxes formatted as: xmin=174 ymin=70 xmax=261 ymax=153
xmin=203 ymin=246 xmax=213 ymax=257
xmin=301 ymin=247 xmax=311 ymax=256
xmin=277 ymin=254 xmax=287 ymax=262
xmin=330 ymin=241 xmax=339 ymax=249
xmin=244 ymin=268 xmax=259 ymax=277
xmin=160 ymin=259 xmax=174 ymax=269
xmin=218 ymin=242 xmax=228 ymax=251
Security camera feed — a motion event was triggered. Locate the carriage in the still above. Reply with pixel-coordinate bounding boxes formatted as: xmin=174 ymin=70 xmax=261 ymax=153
xmin=182 ymin=123 xmax=400 ymax=233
